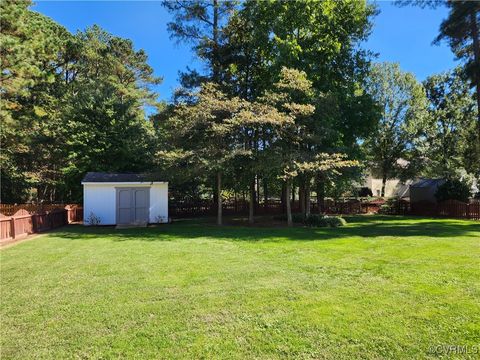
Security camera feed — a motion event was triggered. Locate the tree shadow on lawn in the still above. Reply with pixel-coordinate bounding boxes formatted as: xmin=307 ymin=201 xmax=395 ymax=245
xmin=51 ymin=215 xmax=480 ymax=243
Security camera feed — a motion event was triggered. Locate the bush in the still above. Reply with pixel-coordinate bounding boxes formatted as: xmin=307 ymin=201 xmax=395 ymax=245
xmin=378 ymin=198 xmax=399 ymax=214
xmin=306 ymin=215 xmax=347 ymax=227
xmin=274 ymin=213 xmax=347 ymax=227
xmin=435 ymin=179 xmax=471 ymax=203
xmin=85 ymin=212 xmax=101 ymax=226
xmin=358 ymin=187 xmax=373 ymax=197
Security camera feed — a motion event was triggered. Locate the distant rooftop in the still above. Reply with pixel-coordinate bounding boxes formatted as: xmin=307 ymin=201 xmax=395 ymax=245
xmin=82 ymin=172 xmax=164 ymax=183
xmin=410 ymin=178 xmax=445 ymax=188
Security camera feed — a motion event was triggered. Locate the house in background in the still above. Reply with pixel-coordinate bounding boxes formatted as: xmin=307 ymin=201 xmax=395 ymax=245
xmin=363 ymin=175 xmax=411 ymax=198
xmin=409 ymin=178 xmax=446 ymax=203
xmin=363 ymin=158 xmax=412 ymax=198
xmin=82 ymin=173 xmax=168 ymax=226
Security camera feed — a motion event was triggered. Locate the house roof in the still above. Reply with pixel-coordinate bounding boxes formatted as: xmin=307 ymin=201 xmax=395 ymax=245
xmin=410 ymin=178 xmax=445 ymax=188
xmin=82 ymin=172 xmax=164 ymax=183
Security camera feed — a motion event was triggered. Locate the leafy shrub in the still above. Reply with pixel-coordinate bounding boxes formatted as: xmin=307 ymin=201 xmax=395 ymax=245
xmin=435 ymin=179 xmax=471 ymax=203
xmin=85 ymin=212 xmax=101 ymax=226
xmin=274 ymin=213 xmax=347 ymax=227
xmin=358 ymin=187 xmax=373 ymax=197
xmin=378 ymin=204 xmax=390 ymax=214
xmin=378 ymin=198 xmax=399 ymax=214
xmin=304 ymin=214 xmax=347 ymax=227
xmin=325 ymin=216 xmax=347 ymax=227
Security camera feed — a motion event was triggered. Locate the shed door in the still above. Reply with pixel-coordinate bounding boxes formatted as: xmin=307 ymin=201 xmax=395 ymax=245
xmin=116 ymin=187 xmax=150 ymax=224
xmin=133 ymin=188 xmax=149 ymax=224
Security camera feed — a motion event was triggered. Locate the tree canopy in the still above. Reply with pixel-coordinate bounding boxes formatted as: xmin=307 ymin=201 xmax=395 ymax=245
xmin=1 ymin=0 xmax=479 ymax=213
xmin=1 ymin=1 xmax=160 ymax=202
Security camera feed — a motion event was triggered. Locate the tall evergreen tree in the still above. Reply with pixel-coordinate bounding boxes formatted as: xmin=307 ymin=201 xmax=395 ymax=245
xmin=397 ymin=0 xmax=480 ymax=138
xmin=1 ymin=1 xmax=162 ymax=202
xmin=162 ymin=0 xmax=237 ymax=90
xmin=0 ymin=0 xmax=71 ymax=202
xmin=435 ymin=1 xmax=480 ymax=139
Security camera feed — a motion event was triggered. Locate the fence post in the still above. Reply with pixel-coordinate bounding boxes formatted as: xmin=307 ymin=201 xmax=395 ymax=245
xmin=10 ymin=216 xmax=16 ymax=240
xmin=32 ymin=214 xmax=37 ymax=233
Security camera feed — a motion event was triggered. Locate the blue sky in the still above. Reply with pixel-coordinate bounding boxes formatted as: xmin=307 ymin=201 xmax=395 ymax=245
xmin=33 ymin=1 xmax=457 ymax=102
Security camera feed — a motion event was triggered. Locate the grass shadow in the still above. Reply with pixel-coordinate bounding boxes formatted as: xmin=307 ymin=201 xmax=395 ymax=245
xmin=47 ymin=215 xmax=480 ymax=243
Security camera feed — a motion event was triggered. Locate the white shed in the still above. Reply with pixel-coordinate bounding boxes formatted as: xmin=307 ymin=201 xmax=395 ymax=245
xmin=82 ymin=172 xmax=168 ymax=226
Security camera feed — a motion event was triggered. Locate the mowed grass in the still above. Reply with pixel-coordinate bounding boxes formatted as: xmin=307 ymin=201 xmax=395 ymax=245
xmin=1 ymin=216 xmax=479 ymax=359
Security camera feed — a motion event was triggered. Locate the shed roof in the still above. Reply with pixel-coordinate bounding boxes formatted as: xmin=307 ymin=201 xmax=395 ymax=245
xmin=82 ymin=172 xmax=164 ymax=183
xmin=410 ymin=178 xmax=445 ymax=188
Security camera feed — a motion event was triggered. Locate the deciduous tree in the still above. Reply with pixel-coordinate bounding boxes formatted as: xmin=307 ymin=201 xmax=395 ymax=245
xmin=364 ymin=62 xmax=428 ymax=197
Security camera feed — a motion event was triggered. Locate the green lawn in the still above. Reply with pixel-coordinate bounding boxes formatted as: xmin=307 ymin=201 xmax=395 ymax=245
xmin=1 ymin=216 xmax=479 ymax=359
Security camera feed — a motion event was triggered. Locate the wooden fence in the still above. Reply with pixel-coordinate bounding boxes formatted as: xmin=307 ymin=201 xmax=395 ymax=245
xmin=0 ymin=205 xmax=83 ymax=242
xmin=410 ymin=199 xmax=480 ymax=220
xmin=170 ymin=197 xmax=479 ymax=221
xmin=169 ymin=198 xmax=384 ymax=218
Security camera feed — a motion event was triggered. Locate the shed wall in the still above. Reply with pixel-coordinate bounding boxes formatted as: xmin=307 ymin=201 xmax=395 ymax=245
xmin=83 ymin=183 xmax=168 ymax=225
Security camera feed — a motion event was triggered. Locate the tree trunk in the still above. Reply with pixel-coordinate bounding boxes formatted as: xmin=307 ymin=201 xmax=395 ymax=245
xmin=216 ymin=172 xmax=222 ymax=225
xmin=234 ymin=191 xmax=238 ymax=212
xmin=305 ymin=178 xmax=311 ymax=216
xmin=249 ymin=178 xmax=255 ymax=224
xmin=255 ymin=175 xmax=260 ymax=211
xmin=299 ymin=180 xmax=305 ymax=215
xmin=291 ymin=183 xmax=296 ymax=207
xmin=285 ymin=179 xmax=292 ymax=227
xmin=281 ymin=182 xmax=286 ymax=214
xmin=242 ymin=190 xmax=246 ymax=211
xmin=381 ymin=174 xmax=387 ymax=198
xmin=470 ymin=9 xmax=480 ymax=140
xmin=263 ymin=178 xmax=268 ymax=211
xmin=212 ymin=182 xmax=217 ymax=215
xmin=316 ymin=175 xmax=325 ymax=214
xmin=212 ymin=0 xmax=219 ymax=82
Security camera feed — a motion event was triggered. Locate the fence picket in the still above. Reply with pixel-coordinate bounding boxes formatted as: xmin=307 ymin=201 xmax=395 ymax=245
xmin=0 ymin=205 xmax=83 ymax=242
xmin=169 ymin=198 xmax=479 ymax=221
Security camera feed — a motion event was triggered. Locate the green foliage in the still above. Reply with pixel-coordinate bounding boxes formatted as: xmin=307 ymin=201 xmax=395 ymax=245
xmin=364 ymin=62 xmax=428 ymax=196
xmin=0 ymin=0 xmax=72 ymax=202
xmin=358 ymin=187 xmax=373 ymax=197
xmin=398 ymin=0 xmax=480 ymax=139
xmin=160 ymin=1 xmax=377 ymax=224
xmin=303 ymin=214 xmax=347 ymax=228
xmin=1 ymin=2 xmax=160 ymax=202
xmin=378 ymin=198 xmax=401 ymax=215
xmin=435 ymin=1 xmax=480 ymax=97
xmin=435 ymin=179 xmax=472 ymax=203
xmin=415 ymin=68 xmax=479 ymax=178
xmin=163 ymin=0 xmax=237 ymax=91
xmin=4 ymin=0 xmax=476 ymax=216
xmin=85 ymin=212 xmax=101 ymax=226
